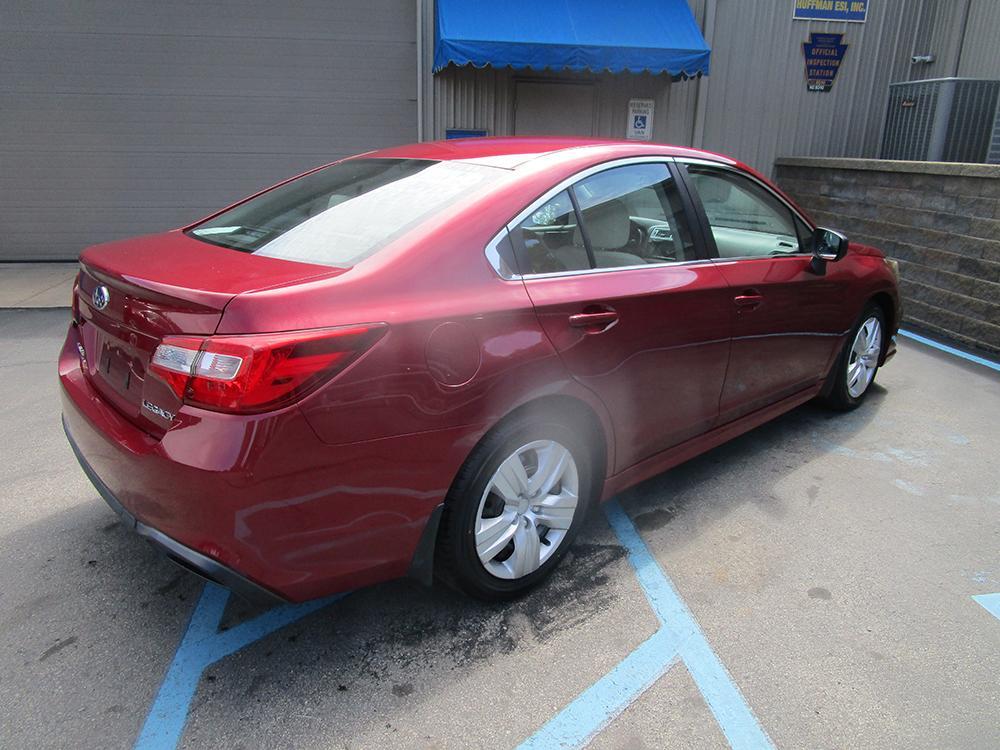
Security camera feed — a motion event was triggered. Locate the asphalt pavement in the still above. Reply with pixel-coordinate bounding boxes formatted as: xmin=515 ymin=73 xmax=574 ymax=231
xmin=1 ymin=308 xmax=998 ymax=749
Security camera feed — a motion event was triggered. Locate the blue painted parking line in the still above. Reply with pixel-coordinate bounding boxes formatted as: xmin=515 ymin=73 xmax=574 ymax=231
xmin=138 ymin=501 xmax=770 ymax=749
xmin=518 ymin=632 xmax=681 ymax=749
xmin=898 ymin=329 xmax=1000 ymax=372
xmin=973 ymin=593 xmax=1000 ymax=622
xmin=135 ymin=583 xmax=344 ymax=750
xmin=518 ymin=500 xmax=773 ymax=750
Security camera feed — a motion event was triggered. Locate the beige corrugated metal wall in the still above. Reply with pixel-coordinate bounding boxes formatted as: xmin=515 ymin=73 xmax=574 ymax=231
xmin=956 ymin=0 xmax=1000 ymax=79
xmin=428 ymin=0 xmax=1000 ymax=176
xmin=430 ymin=68 xmax=701 ymax=146
xmin=693 ymin=0 xmax=924 ymax=174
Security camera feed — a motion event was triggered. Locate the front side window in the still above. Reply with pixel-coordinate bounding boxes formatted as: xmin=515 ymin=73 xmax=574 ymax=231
xmin=189 ymin=158 xmax=503 ymax=268
xmin=508 ymin=163 xmax=696 ymax=275
xmin=684 ymin=166 xmax=809 ymax=259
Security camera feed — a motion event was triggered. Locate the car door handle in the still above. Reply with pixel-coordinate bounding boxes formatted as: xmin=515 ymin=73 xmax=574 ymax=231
xmin=733 ymin=290 xmax=764 ymax=311
xmin=568 ymin=309 xmax=619 ymax=332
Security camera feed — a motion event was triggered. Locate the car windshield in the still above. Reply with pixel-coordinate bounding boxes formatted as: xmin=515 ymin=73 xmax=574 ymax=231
xmin=188 ymin=158 xmax=502 ymax=267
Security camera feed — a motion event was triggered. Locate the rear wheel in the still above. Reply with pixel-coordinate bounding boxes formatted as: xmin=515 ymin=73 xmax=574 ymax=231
xmin=823 ymin=303 xmax=885 ymax=410
xmin=437 ymin=415 xmax=594 ymax=600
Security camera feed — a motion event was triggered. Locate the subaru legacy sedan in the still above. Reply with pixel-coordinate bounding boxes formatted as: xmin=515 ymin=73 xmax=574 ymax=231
xmin=60 ymin=137 xmax=899 ymax=602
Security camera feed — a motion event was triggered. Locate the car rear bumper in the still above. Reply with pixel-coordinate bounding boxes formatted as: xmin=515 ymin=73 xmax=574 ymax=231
xmin=63 ymin=416 xmax=286 ymax=605
xmin=59 ymin=323 xmax=475 ymax=602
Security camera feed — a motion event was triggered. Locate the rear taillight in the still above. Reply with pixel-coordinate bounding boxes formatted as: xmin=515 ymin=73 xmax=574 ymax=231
xmin=71 ymin=273 xmax=81 ymax=324
xmin=149 ymin=324 xmax=386 ymax=413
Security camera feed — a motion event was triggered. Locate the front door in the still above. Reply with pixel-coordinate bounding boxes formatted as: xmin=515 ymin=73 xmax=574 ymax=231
xmin=510 ymin=162 xmax=733 ymax=473
xmin=678 ymin=162 xmax=847 ymax=423
xmin=514 ymin=81 xmax=596 ymax=136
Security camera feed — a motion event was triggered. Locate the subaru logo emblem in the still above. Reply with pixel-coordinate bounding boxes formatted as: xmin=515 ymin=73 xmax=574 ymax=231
xmin=92 ymin=285 xmax=110 ymax=311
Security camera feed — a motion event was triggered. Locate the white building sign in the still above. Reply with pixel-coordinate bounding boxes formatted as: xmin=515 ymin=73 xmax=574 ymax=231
xmin=626 ymin=99 xmax=655 ymax=141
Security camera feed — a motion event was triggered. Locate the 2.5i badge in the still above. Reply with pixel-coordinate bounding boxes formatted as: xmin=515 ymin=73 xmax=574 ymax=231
xmin=142 ymin=400 xmax=175 ymax=421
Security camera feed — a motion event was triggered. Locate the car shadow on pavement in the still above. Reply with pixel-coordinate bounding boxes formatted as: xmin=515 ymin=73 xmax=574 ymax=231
xmin=4 ymin=482 xmax=641 ymax=748
xmin=615 ymin=387 xmax=888 ymax=545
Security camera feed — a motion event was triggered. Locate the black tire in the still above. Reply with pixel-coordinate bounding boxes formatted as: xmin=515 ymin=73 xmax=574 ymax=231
xmin=822 ymin=302 xmax=886 ymax=410
xmin=436 ymin=413 xmax=596 ymax=601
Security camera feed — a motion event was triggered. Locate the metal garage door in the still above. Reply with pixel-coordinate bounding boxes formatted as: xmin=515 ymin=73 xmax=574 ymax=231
xmin=0 ymin=1 xmax=417 ymax=261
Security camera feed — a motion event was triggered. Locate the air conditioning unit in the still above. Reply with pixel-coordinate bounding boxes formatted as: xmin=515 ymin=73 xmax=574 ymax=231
xmin=880 ymin=78 xmax=1000 ymax=163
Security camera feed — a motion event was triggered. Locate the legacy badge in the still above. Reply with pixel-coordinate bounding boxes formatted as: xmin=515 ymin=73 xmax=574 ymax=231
xmin=142 ymin=400 xmax=175 ymax=421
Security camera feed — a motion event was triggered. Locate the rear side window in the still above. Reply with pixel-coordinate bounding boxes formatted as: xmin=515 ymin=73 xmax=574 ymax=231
xmin=508 ymin=163 xmax=695 ymax=275
xmin=189 ymin=158 xmax=502 ymax=268
xmin=509 ymin=190 xmax=590 ymax=275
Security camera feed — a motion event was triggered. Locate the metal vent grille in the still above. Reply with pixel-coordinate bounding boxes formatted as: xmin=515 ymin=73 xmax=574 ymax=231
xmin=989 ymin=105 xmax=1000 ymax=165
xmin=881 ymin=82 xmax=938 ymax=161
xmin=881 ymin=78 xmax=1000 ymax=163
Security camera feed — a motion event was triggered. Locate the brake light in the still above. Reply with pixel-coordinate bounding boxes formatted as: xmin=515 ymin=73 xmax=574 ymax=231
xmin=71 ymin=273 xmax=81 ymax=324
xmin=150 ymin=324 xmax=386 ymax=413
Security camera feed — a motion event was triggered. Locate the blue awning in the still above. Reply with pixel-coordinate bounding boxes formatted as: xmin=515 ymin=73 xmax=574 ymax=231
xmin=433 ymin=0 xmax=710 ymax=77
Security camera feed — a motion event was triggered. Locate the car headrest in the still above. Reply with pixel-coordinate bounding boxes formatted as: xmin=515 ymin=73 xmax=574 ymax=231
xmin=575 ymin=199 xmax=630 ymax=250
xmin=694 ymin=174 xmax=732 ymax=205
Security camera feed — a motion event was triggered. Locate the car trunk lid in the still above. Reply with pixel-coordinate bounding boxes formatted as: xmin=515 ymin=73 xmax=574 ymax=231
xmin=75 ymin=230 xmax=344 ymax=434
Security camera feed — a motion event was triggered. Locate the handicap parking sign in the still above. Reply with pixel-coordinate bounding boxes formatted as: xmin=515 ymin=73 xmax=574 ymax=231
xmin=626 ymin=98 xmax=654 ymax=141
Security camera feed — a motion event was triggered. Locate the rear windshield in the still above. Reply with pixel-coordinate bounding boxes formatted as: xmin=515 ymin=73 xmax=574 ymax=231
xmin=188 ymin=158 xmax=502 ymax=267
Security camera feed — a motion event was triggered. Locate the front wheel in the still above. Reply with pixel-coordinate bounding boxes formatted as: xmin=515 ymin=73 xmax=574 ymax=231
xmin=822 ymin=303 xmax=886 ymax=410
xmin=436 ymin=416 xmax=594 ymax=600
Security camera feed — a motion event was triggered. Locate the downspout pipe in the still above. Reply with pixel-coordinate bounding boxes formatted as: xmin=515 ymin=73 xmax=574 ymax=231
xmin=416 ymin=0 xmax=424 ymax=141
xmin=953 ymin=0 xmax=972 ymax=77
xmin=692 ymin=0 xmax=717 ymax=150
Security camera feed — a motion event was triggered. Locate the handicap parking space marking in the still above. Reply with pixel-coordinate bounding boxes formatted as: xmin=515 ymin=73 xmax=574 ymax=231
xmin=898 ymin=329 xmax=1000 ymax=373
xmin=894 ymin=334 xmax=1000 ymax=631
xmin=137 ymin=500 xmax=771 ymax=750
xmin=130 ymin=326 xmax=993 ymax=749
xmin=519 ymin=500 xmax=774 ymax=750
xmin=135 ymin=583 xmax=345 ymax=750
xmin=973 ymin=593 xmax=1000 ymax=622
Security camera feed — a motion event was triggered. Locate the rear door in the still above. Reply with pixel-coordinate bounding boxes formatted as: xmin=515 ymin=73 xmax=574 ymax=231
xmin=509 ymin=160 xmax=733 ymax=473
xmin=676 ymin=160 xmax=847 ymax=423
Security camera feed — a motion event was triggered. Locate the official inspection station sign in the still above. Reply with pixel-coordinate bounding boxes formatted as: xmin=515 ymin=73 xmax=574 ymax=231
xmin=803 ymin=33 xmax=849 ymax=92
xmin=793 ymin=0 xmax=868 ymax=23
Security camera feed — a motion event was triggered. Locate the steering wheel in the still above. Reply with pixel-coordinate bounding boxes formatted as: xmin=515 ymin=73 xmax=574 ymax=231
xmin=627 ymin=222 xmax=646 ymax=251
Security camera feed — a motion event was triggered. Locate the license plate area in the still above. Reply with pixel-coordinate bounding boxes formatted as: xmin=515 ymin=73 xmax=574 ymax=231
xmin=97 ymin=333 xmax=147 ymax=399
xmin=84 ymin=322 xmax=157 ymax=419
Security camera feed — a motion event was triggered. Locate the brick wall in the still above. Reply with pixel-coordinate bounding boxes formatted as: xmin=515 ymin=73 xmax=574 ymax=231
xmin=775 ymin=158 xmax=1000 ymax=354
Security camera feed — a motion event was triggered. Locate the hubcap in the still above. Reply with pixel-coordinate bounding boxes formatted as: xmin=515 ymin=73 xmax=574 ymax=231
xmin=474 ymin=440 xmax=580 ymax=580
xmin=847 ymin=316 xmax=882 ymax=398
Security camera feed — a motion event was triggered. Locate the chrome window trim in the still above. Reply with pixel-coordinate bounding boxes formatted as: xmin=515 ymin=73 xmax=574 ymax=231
xmin=484 ymin=229 xmax=521 ymax=281
xmin=675 ymin=157 xmax=817 ymax=261
xmin=514 ymin=257 xmax=716 ymax=281
xmin=483 ymin=155 xmax=719 ymax=280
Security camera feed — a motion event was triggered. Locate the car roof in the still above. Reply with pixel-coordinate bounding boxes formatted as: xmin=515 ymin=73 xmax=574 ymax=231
xmin=361 ymin=136 xmax=736 ymax=169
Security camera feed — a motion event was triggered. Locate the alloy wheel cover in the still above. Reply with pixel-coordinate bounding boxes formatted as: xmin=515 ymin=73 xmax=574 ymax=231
xmin=474 ymin=439 xmax=580 ymax=580
xmin=847 ymin=316 xmax=882 ymax=398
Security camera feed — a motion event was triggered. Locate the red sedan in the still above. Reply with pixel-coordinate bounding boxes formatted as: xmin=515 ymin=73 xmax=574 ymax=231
xmin=60 ymin=137 xmax=899 ymax=602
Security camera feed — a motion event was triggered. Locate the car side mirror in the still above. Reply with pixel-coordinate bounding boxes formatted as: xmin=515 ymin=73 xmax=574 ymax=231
xmin=810 ymin=227 xmax=848 ymax=274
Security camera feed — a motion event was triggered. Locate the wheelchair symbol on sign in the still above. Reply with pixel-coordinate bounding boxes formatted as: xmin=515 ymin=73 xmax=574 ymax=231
xmin=633 ymin=114 xmax=647 ymax=130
